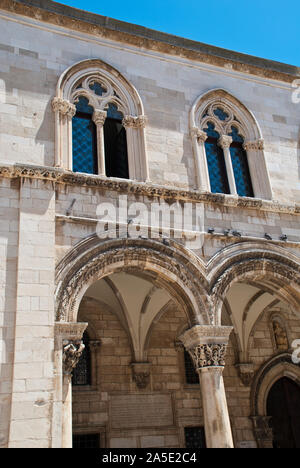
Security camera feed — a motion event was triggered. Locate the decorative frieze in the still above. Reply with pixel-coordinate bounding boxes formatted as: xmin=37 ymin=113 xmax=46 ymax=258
xmin=0 ymin=163 xmax=299 ymax=216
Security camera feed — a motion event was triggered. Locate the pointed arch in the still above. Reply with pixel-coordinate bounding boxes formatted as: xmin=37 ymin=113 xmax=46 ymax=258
xmin=190 ymin=88 xmax=272 ymax=199
xmin=52 ymin=58 xmax=148 ymax=181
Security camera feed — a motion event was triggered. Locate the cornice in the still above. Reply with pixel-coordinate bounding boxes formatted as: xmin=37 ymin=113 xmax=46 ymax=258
xmin=1 ymin=0 xmax=299 ymax=83
xmin=1 ymin=163 xmax=300 ymax=217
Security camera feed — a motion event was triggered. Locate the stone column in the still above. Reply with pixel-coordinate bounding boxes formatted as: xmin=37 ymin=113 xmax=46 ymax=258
xmin=122 ymin=115 xmax=149 ymax=181
xmin=218 ymin=135 xmax=237 ymax=195
xmin=92 ymin=110 xmax=107 ymax=176
xmin=243 ymin=139 xmax=272 ymax=200
xmin=180 ymin=325 xmax=234 ymax=449
xmin=52 ymin=97 xmax=76 ymax=169
xmin=53 ymin=322 xmax=87 ymax=448
xmin=190 ymin=127 xmax=210 ymax=191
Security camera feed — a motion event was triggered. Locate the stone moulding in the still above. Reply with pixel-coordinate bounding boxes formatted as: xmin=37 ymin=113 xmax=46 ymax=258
xmin=1 ymin=0 xmax=299 ymax=83
xmin=1 ymin=163 xmax=300 ymax=216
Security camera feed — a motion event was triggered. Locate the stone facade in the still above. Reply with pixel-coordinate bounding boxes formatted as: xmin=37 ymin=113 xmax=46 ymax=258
xmin=0 ymin=0 xmax=300 ymax=449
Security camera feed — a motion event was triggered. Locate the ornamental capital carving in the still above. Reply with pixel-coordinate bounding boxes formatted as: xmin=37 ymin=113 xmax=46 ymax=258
xmin=218 ymin=135 xmax=233 ymax=149
xmin=52 ymin=97 xmax=76 ymax=118
xmin=131 ymin=362 xmax=151 ymax=389
xmin=190 ymin=127 xmax=207 ymax=142
xmin=122 ymin=115 xmax=147 ymax=129
xmin=188 ymin=343 xmax=227 ymax=369
xmin=243 ymin=139 xmax=264 ymax=151
xmin=63 ymin=340 xmax=85 ymax=376
xmin=92 ymin=110 xmax=107 ymax=126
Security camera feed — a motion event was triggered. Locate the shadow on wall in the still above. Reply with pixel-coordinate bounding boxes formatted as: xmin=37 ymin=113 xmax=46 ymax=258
xmin=35 ymin=99 xmax=55 ymax=167
xmin=297 ymin=127 xmax=300 ymax=200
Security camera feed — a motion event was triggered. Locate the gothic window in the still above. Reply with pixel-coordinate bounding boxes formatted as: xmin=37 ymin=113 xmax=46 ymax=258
xmin=53 ymin=59 xmax=148 ymax=181
xmin=72 ymin=331 xmax=91 ymax=386
xmin=190 ymin=89 xmax=272 ymax=200
xmin=184 ymin=349 xmax=199 ymax=384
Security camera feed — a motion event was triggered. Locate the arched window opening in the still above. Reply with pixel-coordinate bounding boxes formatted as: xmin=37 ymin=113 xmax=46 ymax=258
xmin=72 ymin=331 xmax=91 ymax=386
xmin=229 ymin=126 xmax=254 ymax=197
xmin=72 ymin=97 xmax=98 ymax=175
xmin=104 ymin=104 xmax=129 ymax=179
xmin=53 ymin=59 xmax=148 ymax=181
xmin=190 ymin=89 xmax=272 ymax=200
xmin=204 ymin=122 xmax=230 ymax=194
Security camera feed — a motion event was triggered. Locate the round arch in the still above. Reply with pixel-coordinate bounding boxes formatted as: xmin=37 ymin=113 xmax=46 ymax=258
xmin=208 ymin=242 xmax=300 ymax=324
xmin=55 ymin=236 xmax=212 ymax=326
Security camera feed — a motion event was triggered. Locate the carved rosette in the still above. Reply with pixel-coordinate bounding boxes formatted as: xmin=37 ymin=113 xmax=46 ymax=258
xmin=52 ymin=97 xmax=76 ymax=118
xmin=63 ymin=340 xmax=85 ymax=376
xmin=122 ymin=115 xmax=147 ymax=129
xmin=188 ymin=343 xmax=227 ymax=369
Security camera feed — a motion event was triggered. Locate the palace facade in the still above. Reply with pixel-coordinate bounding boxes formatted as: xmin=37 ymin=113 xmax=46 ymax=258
xmin=0 ymin=0 xmax=300 ymax=448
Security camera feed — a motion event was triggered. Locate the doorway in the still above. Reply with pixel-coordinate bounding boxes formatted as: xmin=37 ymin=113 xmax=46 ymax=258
xmin=267 ymin=377 xmax=300 ymax=448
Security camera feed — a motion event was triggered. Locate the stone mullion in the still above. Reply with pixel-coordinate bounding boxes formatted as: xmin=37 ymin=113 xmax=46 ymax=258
xmin=218 ymin=135 xmax=237 ymax=196
xmin=92 ymin=110 xmax=107 ymax=177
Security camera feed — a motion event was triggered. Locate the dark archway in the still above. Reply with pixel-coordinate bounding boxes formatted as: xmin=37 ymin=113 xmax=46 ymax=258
xmin=267 ymin=377 xmax=300 ymax=448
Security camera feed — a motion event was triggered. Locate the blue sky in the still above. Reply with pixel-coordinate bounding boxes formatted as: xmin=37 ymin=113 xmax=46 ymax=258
xmin=58 ymin=0 xmax=300 ymax=66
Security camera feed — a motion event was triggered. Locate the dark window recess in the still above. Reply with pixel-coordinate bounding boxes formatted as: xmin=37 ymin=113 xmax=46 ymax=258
xmin=204 ymin=122 xmax=230 ymax=194
xmin=73 ymin=433 xmax=100 ymax=449
xmin=229 ymin=126 xmax=254 ymax=198
xmin=104 ymin=104 xmax=129 ymax=179
xmin=72 ymin=331 xmax=91 ymax=386
xmin=184 ymin=427 xmax=206 ymax=449
xmin=72 ymin=97 xmax=97 ymax=175
xmin=184 ymin=350 xmax=199 ymax=385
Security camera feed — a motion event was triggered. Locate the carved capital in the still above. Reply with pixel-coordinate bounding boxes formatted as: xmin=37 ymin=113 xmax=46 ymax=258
xmin=188 ymin=343 xmax=227 ymax=369
xmin=190 ymin=127 xmax=207 ymax=142
xmin=52 ymin=97 xmax=76 ymax=118
xmin=235 ymin=362 xmax=255 ymax=386
xmin=63 ymin=340 xmax=85 ymax=376
xmin=179 ymin=325 xmax=232 ymax=369
xmin=122 ymin=115 xmax=147 ymax=129
xmin=131 ymin=362 xmax=151 ymax=389
xmin=218 ymin=135 xmax=232 ymax=149
xmin=92 ymin=110 xmax=107 ymax=126
xmin=243 ymin=139 xmax=265 ymax=151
